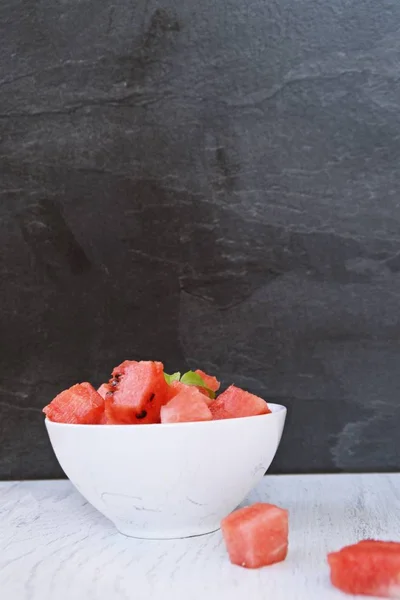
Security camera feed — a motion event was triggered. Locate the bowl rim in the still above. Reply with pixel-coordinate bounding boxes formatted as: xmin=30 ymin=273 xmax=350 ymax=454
xmin=44 ymin=402 xmax=287 ymax=430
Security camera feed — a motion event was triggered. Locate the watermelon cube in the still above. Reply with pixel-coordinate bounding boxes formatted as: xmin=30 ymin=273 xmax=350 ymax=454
xmin=97 ymin=383 xmax=111 ymax=399
xmin=195 ymin=369 xmax=220 ymax=393
xmin=99 ymin=412 xmax=108 ymax=424
xmin=166 ymin=380 xmax=187 ymax=401
xmin=161 ymin=386 xmax=213 ymax=424
xmin=221 ymin=503 xmax=289 ymax=569
xmin=106 ymin=361 xmax=168 ymax=424
xmin=209 ymin=385 xmax=271 ymax=420
xmin=328 ymin=540 xmax=400 ymax=598
xmin=111 ymin=359 xmax=137 ymax=378
xmin=43 ymin=382 xmax=105 ymax=424
xmin=209 ymin=398 xmax=231 ymax=420
xmin=166 ymin=379 xmax=214 ymax=406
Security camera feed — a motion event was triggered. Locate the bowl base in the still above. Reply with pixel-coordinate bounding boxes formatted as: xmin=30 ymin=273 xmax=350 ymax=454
xmin=114 ymin=524 xmax=221 ymax=540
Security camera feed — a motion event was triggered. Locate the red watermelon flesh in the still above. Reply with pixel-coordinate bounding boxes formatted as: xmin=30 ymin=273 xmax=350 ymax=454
xmin=195 ymin=369 xmax=220 ymax=392
xmin=209 ymin=385 xmax=271 ymax=420
xmin=111 ymin=359 xmax=138 ymax=378
xmin=166 ymin=380 xmax=187 ymax=401
xmin=194 ymin=369 xmax=220 ymax=397
xmin=97 ymin=383 xmax=111 ymax=399
xmin=221 ymin=503 xmax=289 ymax=569
xmin=97 ymin=384 xmax=113 ymax=423
xmin=166 ymin=380 xmax=214 ymax=406
xmin=104 ymin=397 xmax=123 ymax=424
xmin=106 ymin=361 xmax=168 ymax=424
xmin=328 ymin=540 xmax=400 ymax=598
xmin=161 ymin=386 xmax=212 ymax=424
xmin=99 ymin=412 xmax=108 ymax=424
xmin=43 ymin=382 xmax=105 ymax=424
xmin=209 ymin=398 xmax=231 ymax=420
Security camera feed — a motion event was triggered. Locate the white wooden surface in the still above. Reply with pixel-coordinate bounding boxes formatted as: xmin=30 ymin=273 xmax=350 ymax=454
xmin=1 ymin=474 xmax=399 ymax=600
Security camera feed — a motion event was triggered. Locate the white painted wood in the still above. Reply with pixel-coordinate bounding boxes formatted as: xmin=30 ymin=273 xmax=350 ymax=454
xmin=0 ymin=474 xmax=399 ymax=600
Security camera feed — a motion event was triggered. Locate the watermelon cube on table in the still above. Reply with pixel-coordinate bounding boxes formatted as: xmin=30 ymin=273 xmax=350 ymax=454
xmin=209 ymin=385 xmax=271 ymax=420
xmin=328 ymin=540 xmax=400 ymax=598
xmin=43 ymin=382 xmax=105 ymax=424
xmin=161 ymin=386 xmax=213 ymax=424
xmin=105 ymin=360 xmax=168 ymax=425
xmin=221 ymin=503 xmax=289 ymax=569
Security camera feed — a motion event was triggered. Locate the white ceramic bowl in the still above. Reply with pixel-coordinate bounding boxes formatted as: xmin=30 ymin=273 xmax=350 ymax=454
xmin=45 ymin=403 xmax=286 ymax=539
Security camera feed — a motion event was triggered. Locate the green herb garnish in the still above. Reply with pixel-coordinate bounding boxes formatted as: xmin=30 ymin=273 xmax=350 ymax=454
xmin=164 ymin=372 xmax=181 ymax=385
xmin=164 ymin=370 xmax=215 ymax=399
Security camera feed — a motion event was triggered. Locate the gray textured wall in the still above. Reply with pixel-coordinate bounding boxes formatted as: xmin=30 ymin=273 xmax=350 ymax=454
xmin=1 ymin=0 xmax=400 ymax=479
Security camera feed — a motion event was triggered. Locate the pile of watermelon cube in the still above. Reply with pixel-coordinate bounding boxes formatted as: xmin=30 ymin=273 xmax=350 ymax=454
xmin=43 ymin=360 xmax=271 ymax=425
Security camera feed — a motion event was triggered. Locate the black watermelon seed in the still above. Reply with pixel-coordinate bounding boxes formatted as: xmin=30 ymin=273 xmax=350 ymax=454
xmin=148 ymin=393 xmax=155 ymax=402
xmin=136 ymin=410 xmax=147 ymax=419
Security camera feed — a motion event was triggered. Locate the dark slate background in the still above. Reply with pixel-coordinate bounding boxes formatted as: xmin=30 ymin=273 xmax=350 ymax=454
xmin=1 ymin=0 xmax=400 ymax=479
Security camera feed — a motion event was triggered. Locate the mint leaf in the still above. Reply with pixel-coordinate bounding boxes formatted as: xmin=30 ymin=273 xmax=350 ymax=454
xmin=164 ymin=372 xmax=181 ymax=385
xmin=180 ymin=371 xmax=206 ymax=386
xmin=180 ymin=371 xmax=216 ymax=399
xmin=164 ymin=370 xmax=216 ymax=398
